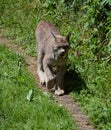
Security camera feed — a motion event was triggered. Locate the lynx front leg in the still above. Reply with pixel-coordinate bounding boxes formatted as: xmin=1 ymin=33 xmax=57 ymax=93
xmin=43 ymin=56 xmax=55 ymax=89
xmin=55 ymin=66 xmax=66 ymax=96
xmin=37 ymin=51 xmax=46 ymax=85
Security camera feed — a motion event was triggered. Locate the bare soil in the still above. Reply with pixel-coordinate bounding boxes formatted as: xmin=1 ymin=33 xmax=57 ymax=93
xmin=0 ymin=33 xmax=95 ymax=130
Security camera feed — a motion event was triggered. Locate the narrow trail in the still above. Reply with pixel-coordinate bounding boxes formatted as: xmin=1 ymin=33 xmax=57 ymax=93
xmin=0 ymin=33 xmax=95 ymax=130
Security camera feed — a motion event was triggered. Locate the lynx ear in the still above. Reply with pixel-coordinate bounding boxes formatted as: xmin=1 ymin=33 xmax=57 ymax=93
xmin=66 ymin=32 xmax=71 ymax=42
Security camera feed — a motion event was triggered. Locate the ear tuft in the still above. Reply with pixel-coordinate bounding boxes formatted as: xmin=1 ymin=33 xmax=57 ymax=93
xmin=66 ymin=32 xmax=71 ymax=42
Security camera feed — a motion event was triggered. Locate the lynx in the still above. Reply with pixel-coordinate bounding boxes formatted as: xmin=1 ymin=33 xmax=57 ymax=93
xmin=35 ymin=20 xmax=70 ymax=96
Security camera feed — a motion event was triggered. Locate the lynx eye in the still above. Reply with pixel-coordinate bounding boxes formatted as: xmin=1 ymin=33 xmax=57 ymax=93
xmin=57 ymin=45 xmax=69 ymax=50
xmin=53 ymin=45 xmax=58 ymax=50
xmin=63 ymin=46 xmax=69 ymax=50
xmin=63 ymin=45 xmax=69 ymax=50
xmin=58 ymin=46 xmax=62 ymax=49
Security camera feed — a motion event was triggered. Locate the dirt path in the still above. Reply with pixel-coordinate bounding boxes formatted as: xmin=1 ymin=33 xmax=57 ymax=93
xmin=0 ymin=33 xmax=95 ymax=130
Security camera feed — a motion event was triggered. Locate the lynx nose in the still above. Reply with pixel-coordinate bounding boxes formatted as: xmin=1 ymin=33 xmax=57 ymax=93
xmin=60 ymin=49 xmax=65 ymax=56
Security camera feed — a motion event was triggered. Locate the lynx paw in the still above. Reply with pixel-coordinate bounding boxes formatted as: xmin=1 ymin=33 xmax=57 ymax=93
xmin=55 ymin=89 xmax=64 ymax=96
xmin=38 ymin=71 xmax=47 ymax=85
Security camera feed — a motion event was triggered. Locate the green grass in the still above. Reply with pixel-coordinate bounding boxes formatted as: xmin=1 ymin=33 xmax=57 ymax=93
xmin=70 ymin=61 xmax=111 ymax=129
xmin=0 ymin=46 xmax=77 ymax=130
xmin=0 ymin=0 xmax=111 ymax=129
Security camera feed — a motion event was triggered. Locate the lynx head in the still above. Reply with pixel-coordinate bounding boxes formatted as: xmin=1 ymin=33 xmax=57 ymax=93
xmin=52 ymin=33 xmax=71 ymax=57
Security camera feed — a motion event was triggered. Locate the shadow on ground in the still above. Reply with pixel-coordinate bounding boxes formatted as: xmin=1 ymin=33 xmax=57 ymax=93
xmin=64 ymin=70 xmax=87 ymax=94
